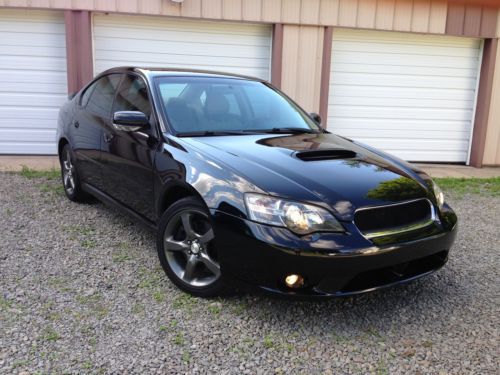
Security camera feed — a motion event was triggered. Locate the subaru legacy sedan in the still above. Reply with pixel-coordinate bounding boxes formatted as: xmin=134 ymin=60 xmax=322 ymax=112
xmin=56 ymin=67 xmax=457 ymax=298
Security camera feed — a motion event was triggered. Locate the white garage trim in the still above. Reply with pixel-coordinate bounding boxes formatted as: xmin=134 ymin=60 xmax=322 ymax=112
xmin=327 ymin=28 xmax=482 ymax=163
xmin=0 ymin=9 xmax=67 ymax=155
xmin=92 ymin=14 xmax=272 ymax=81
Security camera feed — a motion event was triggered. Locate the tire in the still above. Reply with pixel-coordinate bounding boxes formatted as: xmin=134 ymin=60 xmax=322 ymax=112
xmin=156 ymin=196 xmax=229 ymax=297
xmin=59 ymin=144 xmax=89 ymax=203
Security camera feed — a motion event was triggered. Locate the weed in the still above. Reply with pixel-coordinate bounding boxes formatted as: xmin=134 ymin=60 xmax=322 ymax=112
xmin=208 ymin=302 xmax=221 ymax=315
xmin=41 ymin=328 xmax=60 ymax=342
xmin=81 ymin=239 xmax=97 ymax=249
xmin=173 ymin=332 xmax=184 ymax=346
xmin=11 ymin=359 xmax=29 ymax=369
xmin=263 ymin=335 xmax=274 ymax=349
xmin=172 ymin=293 xmax=196 ymax=312
xmin=132 ymin=303 xmax=144 ymax=315
xmin=152 ymin=291 xmax=165 ymax=302
xmin=182 ymin=351 xmax=191 ymax=363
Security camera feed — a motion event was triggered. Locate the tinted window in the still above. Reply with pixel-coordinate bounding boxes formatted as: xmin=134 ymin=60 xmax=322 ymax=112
xmin=156 ymin=77 xmax=319 ymax=134
xmin=86 ymin=74 xmax=122 ymax=117
xmin=113 ymin=74 xmax=151 ymax=117
xmin=81 ymin=81 xmax=97 ymax=107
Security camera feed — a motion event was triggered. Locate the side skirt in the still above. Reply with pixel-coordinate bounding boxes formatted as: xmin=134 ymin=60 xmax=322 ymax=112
xmin=82 ymin=183 xmax=157 ymax=233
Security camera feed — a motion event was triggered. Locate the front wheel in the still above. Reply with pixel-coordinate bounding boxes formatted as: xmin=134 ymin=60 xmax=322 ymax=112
xmin=156 ymin=197 xmax=229 ymax=297
xmin=60 ymin=144 xmax=89 ymax=202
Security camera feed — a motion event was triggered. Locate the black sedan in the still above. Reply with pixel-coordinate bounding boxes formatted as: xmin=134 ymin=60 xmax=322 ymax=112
xmin=56 ymin=67 xmax=457 ymax=298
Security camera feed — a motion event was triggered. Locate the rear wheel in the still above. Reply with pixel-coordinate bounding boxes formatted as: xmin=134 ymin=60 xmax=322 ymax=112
xmin=156 ymin=197 xmax=228 ymax=297
xmin=60 ymin=144 xmax=88 ymax=202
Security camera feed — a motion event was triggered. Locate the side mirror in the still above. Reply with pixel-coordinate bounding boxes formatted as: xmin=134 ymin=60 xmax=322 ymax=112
xmin=310 ymin=112 xmax=322 ymax=125
xmin=112 ymin=111 xmax=149 ymax=132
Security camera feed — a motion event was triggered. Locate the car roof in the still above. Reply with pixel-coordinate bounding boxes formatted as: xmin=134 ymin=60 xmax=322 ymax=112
xmin=99 ymin=66 xmax=266 ymax=82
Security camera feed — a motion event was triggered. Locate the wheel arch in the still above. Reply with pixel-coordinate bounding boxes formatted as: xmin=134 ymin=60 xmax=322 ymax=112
xmin=157 ymin=181 xmax=209 ymax=218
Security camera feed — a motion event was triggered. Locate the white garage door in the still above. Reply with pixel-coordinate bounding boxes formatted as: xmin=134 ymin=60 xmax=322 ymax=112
xmin=93 ymin=14 xmax=272 ymax=80
xmin=0 ymin=10 xmax=67 ymax=155
xmin=328 ymin=29 xmax=482 ymax=163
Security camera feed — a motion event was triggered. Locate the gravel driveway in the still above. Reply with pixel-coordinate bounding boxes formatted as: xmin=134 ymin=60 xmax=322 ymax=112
xmin=1 ymin=171 xmax=498 ymax=374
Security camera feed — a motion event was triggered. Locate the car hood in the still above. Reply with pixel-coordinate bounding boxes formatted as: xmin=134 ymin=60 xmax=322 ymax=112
xmin=179 ymin=133 xmax=433 ymax=221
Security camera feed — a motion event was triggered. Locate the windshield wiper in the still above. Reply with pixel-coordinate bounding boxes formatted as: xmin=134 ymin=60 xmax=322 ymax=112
xmin=175 ymin=130 xmax=248 ymax=137
xmin=262 ymin=127 xmax=319 ymax=134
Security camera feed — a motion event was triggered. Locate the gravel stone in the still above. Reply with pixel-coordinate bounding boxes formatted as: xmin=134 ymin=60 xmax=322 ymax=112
xmin=0 ymin=172 xmax=499 ymax=374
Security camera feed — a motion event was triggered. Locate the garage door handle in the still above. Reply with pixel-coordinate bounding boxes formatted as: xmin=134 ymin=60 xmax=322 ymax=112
xmin=103 ymin=133 xmax=114 ymax=143
xmin=73 ymin=121 xmax=79 ymax=128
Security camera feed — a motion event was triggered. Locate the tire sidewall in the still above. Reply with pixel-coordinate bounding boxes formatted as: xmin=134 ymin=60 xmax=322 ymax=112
xmin=60 ymin=144 xmax=84 ymax=202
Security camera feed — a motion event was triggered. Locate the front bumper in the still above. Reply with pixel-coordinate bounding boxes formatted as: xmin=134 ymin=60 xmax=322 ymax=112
xmin=211 ymin=205 xmax=457 ymax=297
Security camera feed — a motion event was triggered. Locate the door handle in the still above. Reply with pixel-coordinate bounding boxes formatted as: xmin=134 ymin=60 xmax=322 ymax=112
xmin=103 ymin=133 xmax=114 ymax=143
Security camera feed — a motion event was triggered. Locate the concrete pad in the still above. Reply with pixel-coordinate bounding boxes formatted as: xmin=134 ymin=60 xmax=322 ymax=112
xmin=0 ymin=156 xmax=59 ymax=172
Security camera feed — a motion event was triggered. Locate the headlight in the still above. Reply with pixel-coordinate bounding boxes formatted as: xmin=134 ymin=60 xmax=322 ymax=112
xmin=244 ymin=193 xmax=344 ymax=235
xmin=432 ymin=181 xmax=445 ymax=208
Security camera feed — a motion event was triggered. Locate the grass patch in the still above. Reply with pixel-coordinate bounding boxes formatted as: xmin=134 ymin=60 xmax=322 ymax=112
xmin=19 ymin=166 xmax=60 ymax=180
xmin=40 ymin=327 xmax=61 ymax=342
xmin=172 ymin=293 xmax=197 ymax=312
xmin=263 ymin=334 xmax=275 ymax=349
xmin=435 ymin=177 xmax=500 ymax=197
xmin=39 ymin=182 xmax=65 ymax=196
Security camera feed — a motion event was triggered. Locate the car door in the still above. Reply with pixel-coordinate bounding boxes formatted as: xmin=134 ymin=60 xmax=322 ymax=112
xmin=100 ymin=73 xmax=157 ymax=221
xmin=71 ymin=74 xmax=122 ymax=191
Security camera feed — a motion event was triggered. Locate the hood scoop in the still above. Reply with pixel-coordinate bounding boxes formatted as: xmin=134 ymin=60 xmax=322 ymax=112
xmin=295 ymin=149 xmax=357 ymax=161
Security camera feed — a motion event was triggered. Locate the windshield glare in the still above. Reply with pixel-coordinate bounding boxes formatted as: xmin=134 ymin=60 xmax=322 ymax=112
xmin=155 ymin=77 xmax=319 ymax=135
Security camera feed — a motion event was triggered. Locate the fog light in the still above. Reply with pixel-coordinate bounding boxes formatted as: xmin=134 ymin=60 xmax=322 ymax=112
xmin=285 ymin=274 xmax=304 ymax=289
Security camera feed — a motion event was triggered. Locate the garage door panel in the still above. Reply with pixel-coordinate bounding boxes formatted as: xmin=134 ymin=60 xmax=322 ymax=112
xmin=383 ymin=150 xmax=467 ymax=163
xmin=93 ymin=14 xmax=271 ymax=80
xmin=332 ymin=40 xmax=480 ymax=58
xmin=333 ymin=28 xmax=480 ymax=48
xmin=94 ymin=38 xmax=269 ymax=59
xmin=0 ymin=93 xmax=67 ymax=107
xmin=329 ymin=118 xmax=471 ymax=132
xmin=335 ymin=128 xmax=470 ymax=141
xmin=0 ymin=107 xmax=61 ymax=121
xmin=0 ymin=56 xmax=67 ymax=72
xmin=332 ymin=73 xmax=477 ymax=90
xmin=330 ymin=106 xmax=473 ymax=121
xmin=332 ymin=63 xmax=477 ymax=79
xmin=1 ymin=70 xmax=67 ymax=84
xmin=330 ymin=85 xmax=476 ymax=102
xmin=0 ymin=31 xmax=66 ymax=47
xmin=328 ymin=29 xmax=481 ymax=163
xmin=0 ymin=119 xmax=57 ymax=129
xmin=333 ymin=52 xmax=478 ymax=70
xmin=93 ymin=27 xmax=270 ymax=47
xmin=352 ymin=138 xmax=470 ymax=151
xmin=0 ymin=142 xmax=55 ymax=154
xmin=94 ymin=49 xmax=269 ymax=69
xmin=0 ymin=10 xmax=67 ymax=155
xmin=0 ymin=44 xmax=66 ymax=58
xmin=331 ymin=96 xmax=473 ymax=110
xmin=0 ymin=129 xmax=56 ymax=142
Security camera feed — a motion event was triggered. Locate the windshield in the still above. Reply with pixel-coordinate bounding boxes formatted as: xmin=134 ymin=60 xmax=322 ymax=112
xmin=155 ymin=76 xmax=320 ymax=135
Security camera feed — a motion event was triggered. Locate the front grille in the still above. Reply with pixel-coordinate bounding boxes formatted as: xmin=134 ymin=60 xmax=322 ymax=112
xmin=354 ymin=198 xmax=434 ymax=238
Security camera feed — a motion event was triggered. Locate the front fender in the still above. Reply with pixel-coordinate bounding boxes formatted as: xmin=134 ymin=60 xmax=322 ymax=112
xmin=154 ymin=140 xmax=264 ymax=220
